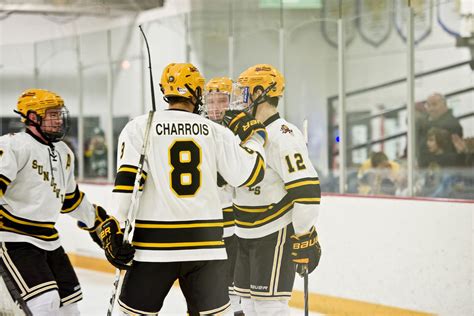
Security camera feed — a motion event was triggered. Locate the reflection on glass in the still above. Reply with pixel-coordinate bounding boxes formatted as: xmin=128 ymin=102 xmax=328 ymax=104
xmin=413 ymin=0 xmax=474 ymax=200
xmin=0 ymin=0 xmax=472 ymax=200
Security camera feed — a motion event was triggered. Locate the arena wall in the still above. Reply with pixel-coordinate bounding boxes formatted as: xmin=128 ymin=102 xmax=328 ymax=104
xmin=56 ymin=183 xmax=473 ymax=315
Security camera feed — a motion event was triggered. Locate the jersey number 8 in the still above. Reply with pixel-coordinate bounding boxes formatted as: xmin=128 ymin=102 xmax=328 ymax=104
xmin=169 ymin=140 xmax=201 ymax=197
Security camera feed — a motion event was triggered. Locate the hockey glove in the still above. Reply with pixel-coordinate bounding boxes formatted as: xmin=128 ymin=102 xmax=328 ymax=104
xmin=77 ymin=204 xmax=110 ymax=248
xmin=222 ymin=110 xmax=267 ymax=144
xmin=97 ymin=218 xmax=135 ymax=270
xmin=290 ymin=226 xmax=321 ymax=276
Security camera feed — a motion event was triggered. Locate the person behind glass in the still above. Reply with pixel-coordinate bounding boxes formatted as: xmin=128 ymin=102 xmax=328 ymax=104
xmin=415 ymin=128 xmax=467 ymax=197
xmin=452 ymin=135 xmax=474 ymax=167
xmin=85 ymin=127 xmax=107 ymax=178
xmin=357 ymin=151 xmax=399 ymax=195
xmin=425 ymin=127 xmax=463 ymax=168
xmin=450 ymin=135 xmax=474 ymax=198
xmin=418 ymin=93 xmax=463 ymax=168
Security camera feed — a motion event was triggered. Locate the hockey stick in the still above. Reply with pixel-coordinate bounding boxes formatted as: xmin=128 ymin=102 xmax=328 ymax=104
xmin=304 ymin=269 xmax=309 ymax=316
xmin=0 ymin=243 xmax=33 ymax=316
xmin=303 ymin=119 xmax=309 ymax=316
xmin=106 ymin=24 xmax=157 ymax=316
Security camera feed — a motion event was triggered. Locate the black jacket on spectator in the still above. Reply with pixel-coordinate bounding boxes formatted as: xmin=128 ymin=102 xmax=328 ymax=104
xmin=422 ymin=152 xmax=463 ymax=168
xmin=417 ymin=110 xmax=463 ymax=168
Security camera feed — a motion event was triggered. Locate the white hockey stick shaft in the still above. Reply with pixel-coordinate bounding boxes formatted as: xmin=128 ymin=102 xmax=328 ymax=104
xmin=304 ymin=268 xmax=309 ymax=316
xmin=107 ymin=24 xmax=157 ymax=316
xmin=106 ymin=110 xmax=155 ymax=316
xmin=303 ymin=118 xmax=310 ymax=316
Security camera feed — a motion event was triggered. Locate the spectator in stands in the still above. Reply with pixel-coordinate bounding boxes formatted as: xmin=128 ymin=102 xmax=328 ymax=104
xmin=415 ymin=162 xmax=446 ymax=197
xmin=85 ymin=127 xmax=107 ymax=178
xmin=424 ymin=127 xmax=462 ymax=168
xmin=417 ymin=92 xmax=463 ymax=168
xmin=357 ymin=151 xmax=399 ymax=195
xmin=452 ymin=135 xmax=474 ymax=167
xmin=449 ymin=135 xmax=474 ymax=199
xmin=415 ymin=130 xmax=474 ymax=198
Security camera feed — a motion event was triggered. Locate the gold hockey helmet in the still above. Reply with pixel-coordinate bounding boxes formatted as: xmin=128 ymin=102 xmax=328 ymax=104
xmin=16 ymin=89 xmax=64 ymax=122
xmin=160 ymin=63 xmax=205 ymax=101
xmin=237 ymin=64 xmax=285 ymax=98
xmin=203 ymin=77 xmax=233 ymax=123
xmin=15 ymin=89 xmax=69 ymax=142
xmin=205 ymin=77 xmax=233 ymax=94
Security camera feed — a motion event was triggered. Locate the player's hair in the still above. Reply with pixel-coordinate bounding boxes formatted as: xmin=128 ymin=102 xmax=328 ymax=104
xmin=252 ymin=86 xmax=279 ymax=107
xmin=268 ymin=96 xmax=279 ymax=107
xmin=370 ymin=151 xmax=389 ymax=168
xmin=166 ymin=96 xmax=195 ymax=106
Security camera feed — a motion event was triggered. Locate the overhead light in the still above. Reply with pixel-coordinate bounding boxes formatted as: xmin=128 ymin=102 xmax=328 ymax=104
xmin=121 ymin=60 xmax=131 ymax=70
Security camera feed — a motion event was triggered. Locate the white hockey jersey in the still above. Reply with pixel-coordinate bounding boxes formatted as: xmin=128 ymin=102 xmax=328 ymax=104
xmin=0 ymin=131 xmax=97 ymax=250
xmin=113 ymin=109 xmax=266 ymax=263
xmin=233 ymin=113 xmax=321 ymax=239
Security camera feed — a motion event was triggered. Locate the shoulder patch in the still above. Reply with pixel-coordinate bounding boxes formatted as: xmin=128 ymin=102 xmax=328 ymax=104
xmin=280 ymin=124 xmax=293 ymax=135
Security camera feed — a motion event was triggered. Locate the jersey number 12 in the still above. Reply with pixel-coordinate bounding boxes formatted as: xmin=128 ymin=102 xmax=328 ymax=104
xmin=285 ymin=153 xmax=306 ymax=173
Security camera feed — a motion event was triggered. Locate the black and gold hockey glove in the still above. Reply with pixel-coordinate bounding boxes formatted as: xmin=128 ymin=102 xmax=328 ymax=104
xmin=96 ymin=218 xmax=135 ymax=270
xmin=77 ymin=204 xmax=110 ymax=248
xmin=290 ymin=226 xmax=321 ymax=276
xmin=222 ymin=110 xmax=267 ymax=144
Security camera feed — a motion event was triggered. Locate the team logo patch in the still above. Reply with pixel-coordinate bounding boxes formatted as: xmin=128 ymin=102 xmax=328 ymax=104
xmin=255 ymin=66 xmax=272 ymax=72
xmin=177 ymin=87 xmax=188 ymax=95
xmin=280 ymin=125 xmax=293 ymax=135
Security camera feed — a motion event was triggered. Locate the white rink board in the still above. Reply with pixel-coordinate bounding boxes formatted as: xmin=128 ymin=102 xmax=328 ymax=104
xmin=56 ymin=184 xmax=473 ymax=315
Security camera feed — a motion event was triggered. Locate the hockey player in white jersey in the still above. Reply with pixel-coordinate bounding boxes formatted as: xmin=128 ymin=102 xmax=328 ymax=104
xmin=0 ymin=89 xmax=134 ymax=315
xmin=231 ymin=64 xmax=322 ymax=315
xmin=203 ymin=77 xmax=243 ymax=315
xmin=113 ymin=63 xmax=267 ymax=315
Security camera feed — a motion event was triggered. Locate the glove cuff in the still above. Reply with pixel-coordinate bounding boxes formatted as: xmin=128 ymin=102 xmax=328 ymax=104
xmin=291 ymin=226 xmax=316 ymax=240
xmin=77 ymin=204 xmax=110 ymax=232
